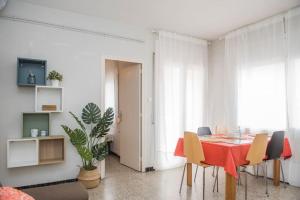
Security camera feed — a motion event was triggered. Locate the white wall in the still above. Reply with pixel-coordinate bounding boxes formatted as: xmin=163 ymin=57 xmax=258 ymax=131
xmin=207 ymin=39 xmax=225 ymax=129
xmin=0 ymin=0 xmax=154 ymax=186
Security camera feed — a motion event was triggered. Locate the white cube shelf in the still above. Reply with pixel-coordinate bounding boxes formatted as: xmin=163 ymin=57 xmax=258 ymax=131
xmin=7 ymin=138 xmax=39 ymax=168
xmin=7 ymin=136 xmax=65 ymax=168
xmin=35 ymin=86 xmax=63 ymax=113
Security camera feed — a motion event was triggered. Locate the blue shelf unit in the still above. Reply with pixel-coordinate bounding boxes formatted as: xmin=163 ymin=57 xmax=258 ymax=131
xmin=17 ymin=58 xmax=47 ymax=87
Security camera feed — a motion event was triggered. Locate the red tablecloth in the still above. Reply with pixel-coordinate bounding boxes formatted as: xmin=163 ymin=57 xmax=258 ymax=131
xmin=174 ymin=137 xmax=292 ymax=178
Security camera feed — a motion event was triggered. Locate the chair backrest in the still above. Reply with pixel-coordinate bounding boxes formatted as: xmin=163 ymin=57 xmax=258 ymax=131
xmin=246 ymin=133 xmax=268 ymax=165
xmin=184 ymin=132 xmax=205 ymax=165
xmin=197 ymin=127 xmax=212 ymax=136
xmin=266 ymin=131 xmax=285 ymax=160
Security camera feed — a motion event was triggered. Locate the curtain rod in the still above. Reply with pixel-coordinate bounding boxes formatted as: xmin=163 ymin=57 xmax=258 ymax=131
xmin=152 ymin=29 xmax=211 ymax=45
xmin=217 ymin=5 xmax=299 ymax=41
xmin=152 ymin=30 xmax=209 ymax=40
xmin=0 ymin=15 xmax=145 ymax=43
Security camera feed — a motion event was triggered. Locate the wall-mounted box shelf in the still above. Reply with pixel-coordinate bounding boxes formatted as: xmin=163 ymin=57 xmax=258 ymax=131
xmin=17 ymin=58 xmax=47 ymax=87
xmin=7 ymin=138 xmax=39 ymax=168
xmin=7 ymin=136 xmax=65 ymax=168
xmin=39 ymin=136 xmax=64 ymax=165
xmin=35 ymin=86 xmax=63 ymax=113
xmin=23 ymin=113 xmax=50 ymax=138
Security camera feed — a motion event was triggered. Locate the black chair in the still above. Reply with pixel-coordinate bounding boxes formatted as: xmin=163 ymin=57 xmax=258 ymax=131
xmin=265 ymin=131 xmax=286 ymax=188
xmin=194 ymin=127 xmax=219 ymax=192
xmin=197 ymin=127 xmax=212 ymax=136
xmin=266 ymin=131 xmax=285 ymax=160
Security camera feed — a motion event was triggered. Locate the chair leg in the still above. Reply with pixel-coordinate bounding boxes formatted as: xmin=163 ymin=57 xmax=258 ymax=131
xmin=212 ymin=166 xmax=215 ymax=177
xmin=280 ymin=160 xmax=286 ymax=188
xmin=203 ymin=167 xmax=205 ymax=200
xmin=216 ymin=167 xmax=219 ymax=192
xmin=179 ymin=163 xmax=186 ymax=194
xmin=213 ymin=167 xmax=219 ymax=192
xmin=212 ymin=166 xmax=219 ymax=193
xmin=213 ymin=168 xmax=217 ymax=192
xmin=245 ymin=172 xmax=247 ymax=200
xmin=194 ymin=165 xmax=199 ymax=182
xmin=261 ymin=163 xmax=266 ymax=183
xmin=238 ymin=166 xmax=242 ymax=186
xmin=253 ymin=165 xmax=258 ymax=178
xmin=265 ymin=161 xmax=269 ymax=197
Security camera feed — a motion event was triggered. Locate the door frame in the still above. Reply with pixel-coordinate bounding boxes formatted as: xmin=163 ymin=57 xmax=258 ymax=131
xmin=101 ymin=55 xmax=143 ymax=171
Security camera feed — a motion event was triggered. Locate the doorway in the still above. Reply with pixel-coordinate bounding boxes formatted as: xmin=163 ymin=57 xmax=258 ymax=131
xmin=104 ymin=59 xmax=142 ymax=171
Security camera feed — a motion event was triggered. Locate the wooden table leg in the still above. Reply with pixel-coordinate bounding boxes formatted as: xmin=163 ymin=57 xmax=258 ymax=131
xmin=187 ymin=163 xmax=192 ymax=186
xmin=273 ymin=159 xmax=280 ymax=186
xmin=225 ymin=172 xmax=236 ymax=200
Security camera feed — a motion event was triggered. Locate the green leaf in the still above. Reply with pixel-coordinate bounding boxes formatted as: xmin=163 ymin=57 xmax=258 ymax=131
xmin=47 ymin=70 xmax=63 ymax=81
xmin=69 ymin=112 xmax=86 ymax=131
xmin=61 ymin=125 xmax=73 ymax=137
xmin=70 ymin=129 xmax=87 ymax=146
xmin=103 ymin=107 xmax=114 ymax=123
xmin=62 ymin=125 xmax=87 ymax=146
xmin=91 ymin=107 xmax=114 ymax=138
xmin=82 ymin=103 xmax=101 ymax=124
xmin=76 ymin=146 xmax=93 ymax=162
xmin=92 ymin=142 xmax=109 ymax=161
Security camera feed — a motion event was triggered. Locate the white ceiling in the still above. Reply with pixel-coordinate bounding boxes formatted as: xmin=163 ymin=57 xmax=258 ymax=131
xmin=22 ymin=0 xmax=300 ymax=40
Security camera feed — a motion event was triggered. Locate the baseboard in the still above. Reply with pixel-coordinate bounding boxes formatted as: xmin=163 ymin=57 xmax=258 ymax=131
xmin=17 ymin=179 xmax=78 ymax=189
xmin=109 ymin=151 xmax=120 ymax=158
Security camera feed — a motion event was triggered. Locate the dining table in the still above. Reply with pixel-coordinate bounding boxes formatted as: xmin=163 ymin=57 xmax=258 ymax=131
xmin=174 ymin=134 xmax=292 ymax=200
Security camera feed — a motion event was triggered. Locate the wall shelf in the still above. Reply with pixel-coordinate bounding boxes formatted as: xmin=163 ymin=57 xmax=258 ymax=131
xmin=7 ymin=138 xmax=39 ymax=168
xmin=17 ymin=58 xmax=47 ymax=87
xmin=39 ymin=136 xmax=65 ymax=165
xmin=23 ymin=113 xmax=50 ymax=138
xmin=35 ymin=86 xmax=63 ymax=113
xmin=7 ymin=136 xmax=65 ymax=168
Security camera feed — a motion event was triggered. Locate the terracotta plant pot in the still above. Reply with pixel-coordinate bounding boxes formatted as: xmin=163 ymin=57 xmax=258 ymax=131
xmin=77 ymin=167 xmax=100 ymax=189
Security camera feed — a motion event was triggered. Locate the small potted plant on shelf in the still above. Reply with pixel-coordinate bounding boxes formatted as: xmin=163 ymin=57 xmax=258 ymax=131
xmin=47 ymin=70 xmax=63 ymax=87
xmin=61 ymin=103 xmax=114 ymax=189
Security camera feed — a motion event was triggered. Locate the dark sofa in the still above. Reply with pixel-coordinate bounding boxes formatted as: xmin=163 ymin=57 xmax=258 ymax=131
xmin=22 ymin=182 xmax=89 ymax=200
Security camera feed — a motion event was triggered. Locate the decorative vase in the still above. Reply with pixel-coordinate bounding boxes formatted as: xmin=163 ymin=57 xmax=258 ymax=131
xmin=40 ymin=130 xmax=48 ymax=137
xmin=27 ymin=72 xmax=36 ymax=85
xmin=51 ymin=80 xmax=59 ymax=87
xmin=77 ymin=167 xmax=100 ymax=189
xmin=30 ymin=129 xmax=39 ymax=137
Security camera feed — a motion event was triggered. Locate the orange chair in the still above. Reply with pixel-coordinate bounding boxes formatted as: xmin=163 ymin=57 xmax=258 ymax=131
xmin=240 ymin=133 xmax=269 ymax=200
xmin=179 ymin=132 xmax=216 ymax=199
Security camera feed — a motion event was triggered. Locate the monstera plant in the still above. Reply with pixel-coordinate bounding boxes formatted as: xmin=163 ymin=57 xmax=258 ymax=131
xmin=61 ymin=103 xmax=114 ymax=188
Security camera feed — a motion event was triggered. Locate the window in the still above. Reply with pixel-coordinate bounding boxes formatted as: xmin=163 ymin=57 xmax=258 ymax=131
xmin=237 ymin=62 xmax=287 ymax=130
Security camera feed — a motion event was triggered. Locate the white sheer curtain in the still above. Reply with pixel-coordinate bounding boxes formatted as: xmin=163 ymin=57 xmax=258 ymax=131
xmin=154 ymin=31 xmax=208 ymax=170
xmin=223 ymin=8 xmax=300 ymax=186
xmin=225 ymin=16 xmax=287 ymax=131
xmin=286 ymin=7 xmax=300 ymax=187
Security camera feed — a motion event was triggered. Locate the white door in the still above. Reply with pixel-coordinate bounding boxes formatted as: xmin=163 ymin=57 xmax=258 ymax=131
xmin=119 ymin=62 xmax=142 ymax=171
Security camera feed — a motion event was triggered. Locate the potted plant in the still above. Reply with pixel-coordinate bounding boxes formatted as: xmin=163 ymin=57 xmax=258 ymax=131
xmin=47 ymin=70 xmax=63 ymax=87
xmin=61 ymin=103 xmax=114 ymax=189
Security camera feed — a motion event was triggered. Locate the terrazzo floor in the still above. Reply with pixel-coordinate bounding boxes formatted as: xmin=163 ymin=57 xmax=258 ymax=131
xmin=88 ymin=155 xmax=300 ymax=200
